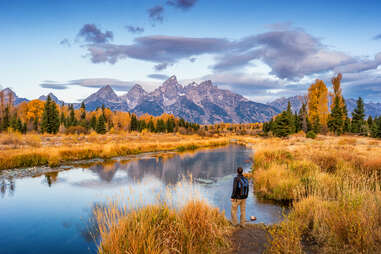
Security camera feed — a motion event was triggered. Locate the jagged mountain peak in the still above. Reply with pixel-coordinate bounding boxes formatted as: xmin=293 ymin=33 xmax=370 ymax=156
xmin=129 ymin=84 xmax=146 ymax=93
xmin=84 ymin=85 xmax=120 ymax=104
xmin=39 ymin=93 xmax=65 ymax=105
xmin=1 ymin=87 xmax=29 ymax=105
xmin=161 ymin=75 xmax=182 ymax=90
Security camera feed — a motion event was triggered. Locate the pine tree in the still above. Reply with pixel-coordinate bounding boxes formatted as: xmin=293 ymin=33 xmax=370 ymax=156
xmin=50 ymin=102 xmax=60 ymax=134
xmin=156 ymin=119 xmax=165 ymax=132
xmin=41 ymin=96 xmax=60 ymax=134
xmin=286 ymin=101 xmax=296 ymax=134
xmin=351 ymin=97 xmax=366 ymax=134
xmin=2 ymin=106 xmax=10 ymax=131
xmin=96 ymin=115 xmax=106 ymax=134
xmin=90 ymin=115 xmax=97 ymax=130
xmin=41 ymin=96 xmax=52 ymax=133
xmin=68 ymin=104 xmax=77 ymax=127
xmin=130 ymin=114 xmax=138 ymax=131
xmin=328 ymin=96 xmax=344 ymax=135
xmin=272 ymin=111 xmax=292 ymax=137
xmin=148 ymin=119 xmax=155 ymax=132
xmin=367 ymin=116 xmax=373 ymax=128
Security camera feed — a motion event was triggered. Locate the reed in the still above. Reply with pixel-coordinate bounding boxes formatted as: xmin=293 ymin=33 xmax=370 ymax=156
xmin=94 ymin=199 xmax=232 ymax=254
xmin=243 ymin=135 xmax=381 ymax=253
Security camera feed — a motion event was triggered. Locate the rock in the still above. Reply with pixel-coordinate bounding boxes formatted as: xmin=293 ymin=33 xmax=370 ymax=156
xmin=250 ymin=216 xmax=257 ymax=221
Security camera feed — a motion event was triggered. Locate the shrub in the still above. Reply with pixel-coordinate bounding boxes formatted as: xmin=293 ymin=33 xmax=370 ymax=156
xmin=65 ymin=126 xmax=88 ymax=135
xmin=306 ymin=131 xmax=316 ymax=139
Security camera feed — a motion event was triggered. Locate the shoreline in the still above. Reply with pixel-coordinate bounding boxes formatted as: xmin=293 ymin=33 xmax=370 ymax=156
xmin=0 ymin=139 xmax=236 ymax=180
xmin=0 ymin=133 xmax=230 ymax=172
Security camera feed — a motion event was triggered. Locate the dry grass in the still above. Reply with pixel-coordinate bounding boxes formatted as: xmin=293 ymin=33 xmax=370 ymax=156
xmin=0 ymin=132 xmax=229 ymax=170
xmin=239 ymin=135 xmax=381 ymax=253
xmin=95 ymin=200 xmax=232 ymax=254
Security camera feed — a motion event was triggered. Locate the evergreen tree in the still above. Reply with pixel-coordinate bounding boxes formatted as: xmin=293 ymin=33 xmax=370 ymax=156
xmin=1 ymin=106 xmax=10 ymax=131
xmin=299 ymin=103 xmax=308 ymax=133
xmin=272 ymin=111 xmax=292 ymax=137
xmin=328 ymin=96 xmax=344 ymax=135
xmin=41 ymin=96 xmax=52 ymax=133
xmin=367 ymin=116 xmax=373 ymax=128
xmin=166 ymin=118 xmax=175 ymax=132
xmin=130 ymin=114 xmax=138 ymax=131
xmin=80 ymin=102 xmax=86 ymax=120
xmin=50 ymin=102 xmax=60 ymax=134
xmin=96 ymin=115 xmax=106 ymax=134
xmin=294 ymin=111 xmax=300 ymax=133
xmin=351 ymin=97 xmax=366 ymax=134
xmin=156 ymin=119 xmax=165 ymax=132
xmin=90 ymin=115 xmax=97 ymax=130
xmin=148 ymin=119 xmax=155 ymax=132
xmin=286 ymin=101 xmax=295 ymax=134
xmin=68 ymin=104 xmax=77 ymax=127
xmin=41 ymin=96 xmax=60 ymax=134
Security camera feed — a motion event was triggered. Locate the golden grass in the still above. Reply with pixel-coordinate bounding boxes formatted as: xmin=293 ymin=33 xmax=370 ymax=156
xmin=95 ymin=200 xmax=232 ymax=254
xmin=0 ymin=133 xmax=229 ymax=170
xmin=238 ymin=135 xmax=381 ymax=253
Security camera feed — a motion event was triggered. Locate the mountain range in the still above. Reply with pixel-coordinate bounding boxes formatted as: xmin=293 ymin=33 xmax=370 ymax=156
xmin=1 ymin=75 xmax=380 ymax=123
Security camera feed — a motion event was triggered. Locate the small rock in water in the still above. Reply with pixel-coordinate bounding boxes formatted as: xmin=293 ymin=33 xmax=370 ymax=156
xmin=250 ymin=216 xmax=257 ymax=221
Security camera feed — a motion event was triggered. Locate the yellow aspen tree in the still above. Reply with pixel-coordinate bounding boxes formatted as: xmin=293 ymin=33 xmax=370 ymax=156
xmin=308 ymin=79 xmax=329 ymax=131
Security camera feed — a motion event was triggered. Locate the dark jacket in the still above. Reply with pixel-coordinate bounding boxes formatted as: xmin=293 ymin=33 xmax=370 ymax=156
xmin=231 ymin=174 xmax=248 ymax=199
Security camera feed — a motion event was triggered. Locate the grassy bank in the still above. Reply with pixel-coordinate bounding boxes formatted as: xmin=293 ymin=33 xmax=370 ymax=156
xmin=94 ymin=200 xmax=232 ymax=254
xmin=0 ymin=132 xmax=229 ymax=170
xmin=245 ymin=135 xmax=381 ymax=253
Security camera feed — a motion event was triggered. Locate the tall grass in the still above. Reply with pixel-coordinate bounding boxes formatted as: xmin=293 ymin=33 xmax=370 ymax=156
xmin=94 ymin=199 xmax=232 ymax=254
xmin=0 ymin=133 xmax=229 ymax=170
xmin=245 ymin=136 xmax=381 ymax=253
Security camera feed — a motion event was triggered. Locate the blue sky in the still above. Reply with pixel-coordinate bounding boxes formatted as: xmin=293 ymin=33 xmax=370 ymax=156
xmin=1 ymin=0 xmax=381 ymax=103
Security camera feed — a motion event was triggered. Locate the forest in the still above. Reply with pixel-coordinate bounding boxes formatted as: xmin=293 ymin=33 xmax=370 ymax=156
xmin=263 ymin=73 xmax=381 ymax=138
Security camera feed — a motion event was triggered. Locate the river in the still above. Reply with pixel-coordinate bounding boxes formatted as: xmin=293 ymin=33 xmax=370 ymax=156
xmin=0 ymin=144 xmax=285 ymax=254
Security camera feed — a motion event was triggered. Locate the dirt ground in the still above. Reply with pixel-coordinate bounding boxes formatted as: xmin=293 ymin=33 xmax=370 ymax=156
xmin=224 ymin=224 xmax=270 ymax=254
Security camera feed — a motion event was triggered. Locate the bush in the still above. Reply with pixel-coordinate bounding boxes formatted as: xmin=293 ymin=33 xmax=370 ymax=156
xmin=65 ymin=126 xmax=88 ymax=135
xmin=306 ymin=131 xmax=316 ymax=139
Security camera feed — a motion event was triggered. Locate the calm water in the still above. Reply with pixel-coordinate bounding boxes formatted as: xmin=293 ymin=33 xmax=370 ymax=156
xmin=0 ymin=144 xmax=285 ymax=254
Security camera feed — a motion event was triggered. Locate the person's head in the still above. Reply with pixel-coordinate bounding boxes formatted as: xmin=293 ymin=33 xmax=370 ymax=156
xmin=237 ymin=167 xmax=243 ymax=175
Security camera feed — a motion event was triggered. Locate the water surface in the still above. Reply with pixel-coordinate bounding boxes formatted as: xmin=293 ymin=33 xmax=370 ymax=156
xmin=0 ymin=144 xmax=285 ymax=254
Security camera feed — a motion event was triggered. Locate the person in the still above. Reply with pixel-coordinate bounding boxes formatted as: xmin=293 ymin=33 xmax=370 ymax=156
xmin=231 ymin=167 xmax=249 ymax=226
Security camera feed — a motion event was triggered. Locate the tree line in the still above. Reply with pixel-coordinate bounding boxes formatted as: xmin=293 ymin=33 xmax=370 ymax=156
xmin=263 ymin=73 xmax=381 ymax=138
xmin=0 ymin=94 xmax=200 ymax=135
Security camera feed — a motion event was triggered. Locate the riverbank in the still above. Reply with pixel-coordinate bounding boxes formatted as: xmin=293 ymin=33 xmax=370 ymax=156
xmin=0 ymin=133 xmax=229 ymax=171
xmin=245 ymin=135 xmax=381 ymax=253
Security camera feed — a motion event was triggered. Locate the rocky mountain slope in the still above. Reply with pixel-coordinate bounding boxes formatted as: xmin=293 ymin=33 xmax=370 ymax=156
xmin=38 ymin=92 xmax=65 ymax=105
xmin=2 ymin=75 xmax=380 ymax=124
xmin=81 ymin=75 xmax=280 ymax=123
xmin=0 ymin=88 xmax=29 ymax=105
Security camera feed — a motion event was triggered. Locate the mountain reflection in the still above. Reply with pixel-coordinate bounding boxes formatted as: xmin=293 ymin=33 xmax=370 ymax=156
xmin=84 ymin=144 xmax=252 ymax=186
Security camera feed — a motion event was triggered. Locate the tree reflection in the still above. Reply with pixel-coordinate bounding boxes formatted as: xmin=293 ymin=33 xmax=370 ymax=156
xmin=44 ymin=171 xmax=59 ymax=187
xmin=0 ymin=178 xmax=16 ymax=198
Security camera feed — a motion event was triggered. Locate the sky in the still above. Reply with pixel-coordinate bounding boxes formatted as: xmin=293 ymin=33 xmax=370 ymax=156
xmin=1 ymin=0 xmax=381 ymax=103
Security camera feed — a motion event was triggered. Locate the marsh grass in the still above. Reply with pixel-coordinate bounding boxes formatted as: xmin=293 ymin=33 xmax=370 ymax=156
xmin=0 ymin=133 xmax=228 ymax=170
xmin=241 ymin=135 xmax=381 ymax=253
xmin=94 ymin=183 xmax=232 ymax=254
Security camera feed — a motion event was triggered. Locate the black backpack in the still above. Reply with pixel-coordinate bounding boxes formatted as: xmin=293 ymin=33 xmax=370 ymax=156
xmin=237 ymin=176 xmax=249 ymax=199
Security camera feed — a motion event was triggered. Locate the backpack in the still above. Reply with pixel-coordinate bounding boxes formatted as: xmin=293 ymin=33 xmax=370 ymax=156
xmin=237 ymin=176 xmax=249 ymax=199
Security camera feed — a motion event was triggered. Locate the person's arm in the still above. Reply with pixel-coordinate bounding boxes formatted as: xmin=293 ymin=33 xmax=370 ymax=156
xmin=231 ymin=177 xmax=238 ymax=199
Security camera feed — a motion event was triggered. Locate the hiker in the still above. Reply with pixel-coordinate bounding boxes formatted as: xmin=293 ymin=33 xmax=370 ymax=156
xmin=231 ymin=167 xmax=249 ymax=226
